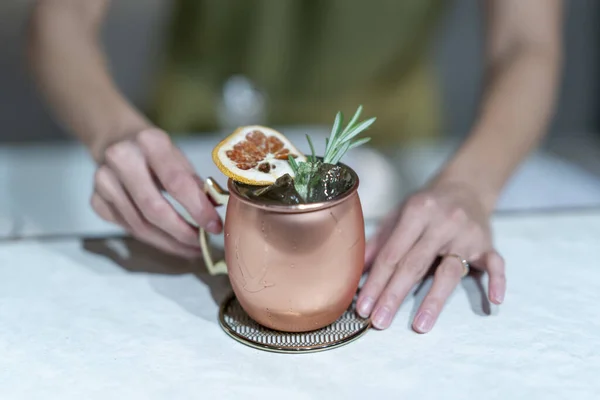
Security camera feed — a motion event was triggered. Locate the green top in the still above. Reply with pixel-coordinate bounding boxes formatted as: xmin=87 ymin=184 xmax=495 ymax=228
xmin=148 ymin=0 xmax=446 ymax=147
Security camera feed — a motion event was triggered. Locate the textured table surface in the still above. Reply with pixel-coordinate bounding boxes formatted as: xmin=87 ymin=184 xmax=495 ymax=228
xmin=0 ymin=209 xmax=598 ymax=399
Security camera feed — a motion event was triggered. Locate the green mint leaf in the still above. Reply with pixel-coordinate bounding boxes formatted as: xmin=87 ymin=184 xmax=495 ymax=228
xmin=293 ymin=160 xmax=322 ymax=202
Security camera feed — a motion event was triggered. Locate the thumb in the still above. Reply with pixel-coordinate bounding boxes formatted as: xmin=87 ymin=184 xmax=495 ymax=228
xmin=364 ymin=211 xmax=399 ymax=271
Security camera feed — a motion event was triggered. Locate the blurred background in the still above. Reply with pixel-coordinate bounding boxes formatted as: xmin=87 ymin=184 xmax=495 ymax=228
xmin=2 ymin=0 xmax=600 ymax=171
xmin=1 ymin=0 xmax=600 ymax=238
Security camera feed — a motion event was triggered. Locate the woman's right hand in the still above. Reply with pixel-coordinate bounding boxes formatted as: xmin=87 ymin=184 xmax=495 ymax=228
xmin=90 ymin=128 xmax=222 ymax=259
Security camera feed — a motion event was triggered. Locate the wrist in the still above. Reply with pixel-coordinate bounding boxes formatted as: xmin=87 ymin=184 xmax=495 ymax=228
xmin=428 ymin=125 xmax=516 ymax=215
xmin=429 ymin=139 xmax=504 ymax=215
xmin=430 ymin=172 xmax=500 ymax=216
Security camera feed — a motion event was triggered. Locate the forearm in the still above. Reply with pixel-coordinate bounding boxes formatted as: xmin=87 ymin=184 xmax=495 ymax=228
xmin=27 ymin=1 xmax=153 ymax=162
xmin=431 ymin=0 xmax=564 ymax=214
xmin=434 ymin=44 xmax=562 ymax=213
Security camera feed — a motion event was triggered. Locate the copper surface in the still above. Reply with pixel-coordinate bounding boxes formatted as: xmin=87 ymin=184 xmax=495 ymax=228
xmin=202 ymin=166 xmax=365 ymax=333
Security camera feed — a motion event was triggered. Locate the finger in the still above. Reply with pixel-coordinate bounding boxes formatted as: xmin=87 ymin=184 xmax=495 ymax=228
xmin=366 ymin=210 xmax=464 ymax=329
xmin=104 ymin=140 xmax=202 ymax=247
xmin=438 ymin=219 xmax=487 ymax=260
xmin=371 ymin=194 xmax=435 ymax=269
xmin=357 ymin=216 xmax=424 ymax=318
xmin=475 ymin=250 xmax=506 ymax=304
xmin=90 ymin=192 xmax=120 ymax=224
xmin=367 ymin=234 xmax=445 ymax=329
xmin=136 ymin=129 xmax=222 ymax=234
xmin=94 ymin=165 xmax=151 ymax=234
xmin=94 ymin=170 xmax=202 ymax=258
xmin=358 ymin=195 xmax=464 ymax=321
xmin=99 ymin=193 xmax=203 ymax=259
xmin=91 ymin=190 xmax=141 ymax=236
xmin=364 ymin=208 xmax=400 ymax=269
xmin=131 ymin=225 xmax=204 ymax=260
xmin=117 ymin=211 xmax=203 ymax=260
xmin=357 ymin=201 xmax=434 ymax=317
xmin=412 ymin=254 xmax=465 ymax=333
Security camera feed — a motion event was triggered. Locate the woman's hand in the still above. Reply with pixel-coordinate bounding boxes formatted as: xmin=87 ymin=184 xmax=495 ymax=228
xmin=90 ymin=128 xmax=222 ymax=259
xmin=357 ymin=181 xmax=506 ymax=333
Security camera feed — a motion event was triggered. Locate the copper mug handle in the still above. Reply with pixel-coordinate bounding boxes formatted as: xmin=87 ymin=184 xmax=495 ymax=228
xmin=199 ymin=177 xmax=230 ymax=276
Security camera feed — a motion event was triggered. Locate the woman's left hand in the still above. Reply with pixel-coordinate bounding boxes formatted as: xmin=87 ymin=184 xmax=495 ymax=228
xmin=356 ymin=181 xmax=506 ymax=333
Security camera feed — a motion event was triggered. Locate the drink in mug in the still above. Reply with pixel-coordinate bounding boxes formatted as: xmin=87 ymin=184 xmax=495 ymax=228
xmin=201 ymin=106 xmax=375 ymax=332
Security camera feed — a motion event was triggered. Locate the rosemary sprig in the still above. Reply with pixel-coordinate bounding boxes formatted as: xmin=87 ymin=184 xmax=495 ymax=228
xmin=306 ymin=134 xmax=317 ymax=163
xmin=288 ymin=105 xmax=376 ymax=201
xmin=288 ymin=153 xmax=300 ymax=175
xmin=323 ymin=105 xmax=375 ymax=164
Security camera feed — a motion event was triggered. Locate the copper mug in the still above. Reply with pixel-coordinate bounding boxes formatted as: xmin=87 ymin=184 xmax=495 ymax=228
xmin=199 ymin=167 xmax=365 ymax=332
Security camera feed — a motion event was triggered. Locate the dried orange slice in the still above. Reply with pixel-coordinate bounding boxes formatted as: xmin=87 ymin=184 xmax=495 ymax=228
xmin=212 ymin=125 xmax=306 ymax=185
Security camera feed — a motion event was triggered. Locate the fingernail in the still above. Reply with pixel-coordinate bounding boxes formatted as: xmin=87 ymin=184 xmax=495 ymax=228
xmin=207 ymin=220 xmax=222 ymax=234
xmin=492 ymin=291 xmax=504 ymax=304
xmin=413 ymin=311 xmax=434 ymax=333
xmin=372 ymin=307 xmax=392 ymax=329
xmin=357 ymin=297 xmax=374 ymax=318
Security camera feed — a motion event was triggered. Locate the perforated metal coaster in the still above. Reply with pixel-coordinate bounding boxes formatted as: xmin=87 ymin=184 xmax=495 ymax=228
xmin=218 ymin=293 xmax=371 ymax=354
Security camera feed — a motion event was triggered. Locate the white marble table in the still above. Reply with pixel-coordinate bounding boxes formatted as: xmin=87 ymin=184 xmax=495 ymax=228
xmin=0 ymin=209 xmax=599 ymax=399
xmin=2 ymin=133 xmax=600 ymax=398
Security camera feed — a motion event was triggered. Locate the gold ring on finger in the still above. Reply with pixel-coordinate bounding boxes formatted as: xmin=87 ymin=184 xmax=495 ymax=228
xmin=443 ymin=253 xmax=470 ymax=278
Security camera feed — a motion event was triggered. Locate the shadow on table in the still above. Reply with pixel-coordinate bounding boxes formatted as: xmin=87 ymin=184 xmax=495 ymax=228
xmin=82 ymin=236 xmax=232 ymax=316
xmin=82 ymin=236 xmax=492 ymax=329
xmin=409 ymin=261 xmax=491 ymax=330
